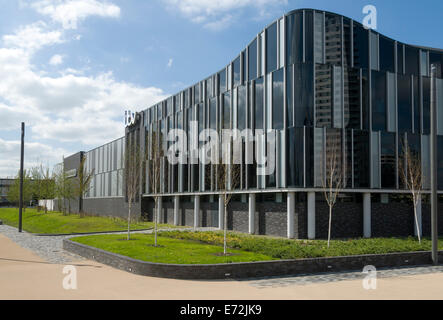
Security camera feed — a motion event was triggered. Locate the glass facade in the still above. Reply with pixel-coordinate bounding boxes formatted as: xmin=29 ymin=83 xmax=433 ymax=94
xmin=79 ymin=9 xmax=443 ymax=200
xmin=85 ymin=137 xmax=125 ymax=198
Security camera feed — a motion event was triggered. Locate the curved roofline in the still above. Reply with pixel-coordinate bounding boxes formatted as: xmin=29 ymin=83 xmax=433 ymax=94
xmin=142 ymin=8 xmax=443 ymax=113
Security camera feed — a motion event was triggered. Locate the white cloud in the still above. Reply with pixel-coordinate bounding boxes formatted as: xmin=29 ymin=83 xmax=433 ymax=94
xmin=0 ymin=9 xmax=168 ymax=177
xmin=0 ymin=138 xmax=68 ymax=178
xmin=167 ymin=58 xmax=173 ymax=68
xmin=49 ymin=54 xmax=64 ymax=65
xmin=2 ymin=21 xmax=63 ymax=53
xmin=29 ymin=0 xmax=121 ymax=30
xmin=163 ymin=0 xmax=287 ymax=30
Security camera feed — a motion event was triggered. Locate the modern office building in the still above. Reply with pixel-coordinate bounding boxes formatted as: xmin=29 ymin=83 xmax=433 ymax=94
xmin=63 ymin=8 xmax=443 ymax=239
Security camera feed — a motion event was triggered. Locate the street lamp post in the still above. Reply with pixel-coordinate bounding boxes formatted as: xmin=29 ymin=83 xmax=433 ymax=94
xmin=18 ymin=122 xmax=25 ymax=233
xmin=430 ymin=64 xmax=439 ymax=265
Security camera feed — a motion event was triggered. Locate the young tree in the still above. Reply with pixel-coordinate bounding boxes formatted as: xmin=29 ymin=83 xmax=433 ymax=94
xmin=76 ymin=155 xmax=95 ymax=217
xmin=322 ymin=133 xmax=344 ymax=248
xmin=53 ymin=162 xmax=74 ymax=215
xmin=7 ymin=170 xmax=33 ymax=211
xmin=399 ymin=139 xmax=423 ymax=243
xmin=30 ymin=166 xmax=43 ymax=211
xmin=217 ymin=136 xmax=241 ymax=256
xmin=31 ymin=164 xmax=55 ymax=213
xmin=147 ymin=130 xmax=162 ymax=246
xmin=125 ymin=139 xmax=143 ymax=241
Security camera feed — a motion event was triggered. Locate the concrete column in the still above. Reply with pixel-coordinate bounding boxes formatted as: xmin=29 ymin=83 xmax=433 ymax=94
xmin=363 ymin=193 xmax=371 ymax=238
xmin=173 ymin=196 xmax=180 ymax=226
xmin=287 ymin=192 xmax=295 ymax=239
xmin=249 ymin=193 xmax=256 ymax=235
xmin=414 ymin=195 xmax=423 ymax=237
xmin=307 ymin=192 xmax=316 ymax=240
xmin=157 ymin=197 xmax=163 ymax=224
xmin=194 ymin=195 xmax=200 ymax=229
xmin=218 ymin=195 xmax=224 ymax=230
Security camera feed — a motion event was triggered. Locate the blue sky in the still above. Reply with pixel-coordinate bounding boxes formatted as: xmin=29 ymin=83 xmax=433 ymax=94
xmin=0 ymin=0 xmax=443 ymax=177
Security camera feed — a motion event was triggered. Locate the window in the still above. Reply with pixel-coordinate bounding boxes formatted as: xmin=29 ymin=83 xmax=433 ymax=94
xmin=343 ymin=18 xmax=352 ymax=67
xmin=353 ymin=130 xmax=370 ymax=188
xmin=353 ymin=24 xmax=369 ymax=69
xmin=397 ymin=74 xmax=412 ymax=132
xmin=421 ymin=51 xmax=429 ymax=76
xmin=272 ymin=68 xmax=284 ymax=130
xmin=209 ymin=97 xmax=217 ymax=130
xmin=266 ymin=22 xmax=278 ymax=73
xmin=314 ymin=11 xmax=324 ymax=64
xmin=344 ymin=68 xmax=360 ymax=129
xmin=387 ymin=72 xmax=396 ymax=132
xmin=238 ymin=85 xmax=246 ymax=130
xmin=286 ymin=66 xmax=294 ymax=127
xmin=233 ymin=56 xmax=241 ymax=88
xmin=412 ymin=76 xmax=420 ymax=133
xmin=371 ymin=132 xmax=380 ymax=188
xmin=315 ymin=64 xmax=332 ymax=128
xmin=423 ymin=77 xmax=431 ymax=134
xmin=206 ymin=77 xmax=213 ymax=99
xmin=361 ymin=69 xmax=370 ymax=130
xmin=219 ymin=69 xmax=227 ymax=94
xmin=379 ymin=36 xmax=395 ymax=72
xmin=397 ymin=44 xmax=404 ymax=74
xmin=286 ymin=12 xmax=303 ymax=65
xmin=333 ymin=66 xmax=343 ymax=128
xmin=405 ymin=46 xmax=419 ymax=75
xmin=372 ymin=70 xmax=387 ymax=131
xmin=286 ymin=127 xmax=304 ymax=187
xmin=305 ymin=10 xmax=314 ymax=63
xmin=254 ymin=77 xmax=264 ymax=130
xmin=325 ymin=13 xmax=342 ymax=65
xmin=248 ymin=39 xmax=258 ymax=80
xmin=222 ymin=93 xmax=231 ymax=129
xmin=314 ymin=127 xmax=325 ymax=187
xmin=294 ymin=63 xmax=314 ymax=127
xmin=370 ymin=32 xmax=379 ymax=70
xmin=430 ymin=52 xmax=443 ymax=78
xmin=381 ymin=132 xmax=396 ymax=188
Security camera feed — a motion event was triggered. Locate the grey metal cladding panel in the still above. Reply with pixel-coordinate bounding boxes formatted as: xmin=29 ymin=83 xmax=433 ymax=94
xmin=64 ymin=152 xmax=83 ymax=171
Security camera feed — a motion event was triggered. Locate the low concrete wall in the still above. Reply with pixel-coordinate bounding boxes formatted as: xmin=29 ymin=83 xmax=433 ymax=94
xmin=63 ymin=238 xmax=443 ymax=280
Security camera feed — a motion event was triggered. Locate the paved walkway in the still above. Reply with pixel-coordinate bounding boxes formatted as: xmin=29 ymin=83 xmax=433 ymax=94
xmin=1 ymin=224 xmax=443 ymax=299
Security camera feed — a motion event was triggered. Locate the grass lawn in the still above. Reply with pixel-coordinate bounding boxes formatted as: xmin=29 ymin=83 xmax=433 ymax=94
xmin=72 ymin=233 xmax=274 ymax=264
xmin=0 ymin=207 xmax=179 ymax=235
xmin=160 ymin=231 xmax=443 ymax=260
xmin=71 ymin=230 xmax=443 ymax=265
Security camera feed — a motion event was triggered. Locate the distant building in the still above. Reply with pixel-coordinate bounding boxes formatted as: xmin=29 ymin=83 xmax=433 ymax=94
xmin=0 ymin=179 xmax=14 ymax=207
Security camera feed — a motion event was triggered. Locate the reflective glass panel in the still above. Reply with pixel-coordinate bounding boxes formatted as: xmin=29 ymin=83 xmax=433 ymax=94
xmin=272 ymin=68 xmax=284 ymax=130
xmin=379 ymin=36 xmax=395 ymax=72
xmin=286 ymin=12 xmax=303 ymax=65
xmin=353 ymin=24 xmax=369 ymax=69
xmin=372 ymin=70 xmax=387 ymax=131
xmin=294 ymin=63 xmax=314 ymax=127
xmin=233 ymin=56 xmax=241 ymax=88
xmin=397 ymin=74 xmax=412 ymax=132
xmin=248 ymin=39 xmax=258 ymax=80
xmin=266 ymin=22 xmax=278 ymax=73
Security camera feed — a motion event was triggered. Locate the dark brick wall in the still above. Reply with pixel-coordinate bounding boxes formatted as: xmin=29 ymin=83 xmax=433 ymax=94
xmin=371 ymin=203 xmax=414 ymax=237
xmin=82 ymin=197 xmax=141 ymax=219
xmin=257 ymin=202 xmax=287 ymax=238
xmin=315 ymin=201 xmax=363 ymax=239
xmin=422 ymin=202 xmax=443 ymax=237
